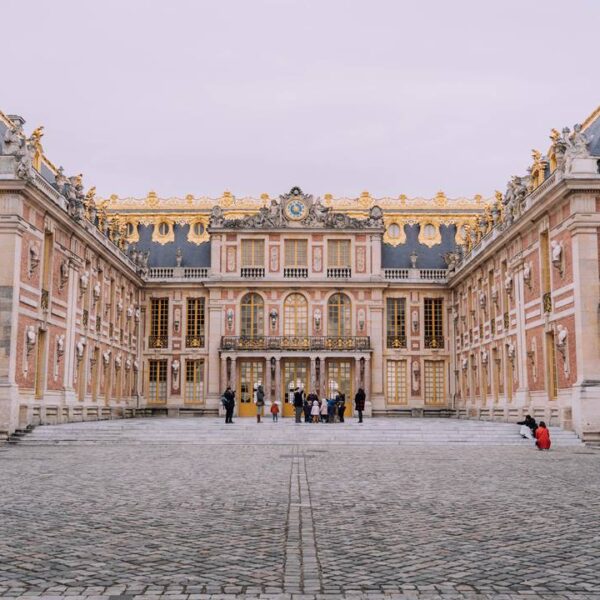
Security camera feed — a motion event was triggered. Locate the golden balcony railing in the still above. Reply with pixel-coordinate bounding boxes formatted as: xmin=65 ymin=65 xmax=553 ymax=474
xmin=185 ymin=335 xmax=205 ymax=348
xmin=220 ymin=335 xmax=371 ymax=352
xmin=424 ymin=335 xmax=444 ymax=349
xmin=148 ymin=335 xmax=169 ymax=349
xmin=386 ymin=335 xmax=407 ymax=349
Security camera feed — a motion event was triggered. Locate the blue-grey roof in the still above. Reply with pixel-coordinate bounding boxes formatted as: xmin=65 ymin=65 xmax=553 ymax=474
xmin=134 ymin=224 xmax=211 ymax=268
xmin=586 ymin=113 xmax=600 ymax=157
xmin=381 ymin=224 xmax=456 ymax=269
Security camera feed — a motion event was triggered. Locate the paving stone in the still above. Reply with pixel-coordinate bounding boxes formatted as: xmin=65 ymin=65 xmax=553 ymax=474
xmin=0 ymin=418 xmax=598 ymax=599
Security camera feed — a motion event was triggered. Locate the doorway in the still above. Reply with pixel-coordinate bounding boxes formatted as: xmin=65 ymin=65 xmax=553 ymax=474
xmin=238 ymin=360 xmax=265 ymax=417
xmin=281 ymin=358 xmax=309 ymax=417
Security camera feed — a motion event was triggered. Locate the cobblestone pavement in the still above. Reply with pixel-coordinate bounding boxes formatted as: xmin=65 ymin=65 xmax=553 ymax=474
xmin=0 ymin=418 xmax=599 ymax=600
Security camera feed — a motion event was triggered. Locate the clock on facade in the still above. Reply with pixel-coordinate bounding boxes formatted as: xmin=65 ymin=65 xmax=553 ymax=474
xmin=284 ymin=197 xmax=307 ymax=221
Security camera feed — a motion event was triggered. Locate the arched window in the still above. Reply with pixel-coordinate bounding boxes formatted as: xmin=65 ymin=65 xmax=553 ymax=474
xmin=240 ymin=293 xmax=264 ymax=337
xmin=328 ymin=293 xmax=351 ymax=337
xmin=284 ymin=294 xmax=308 ymax=336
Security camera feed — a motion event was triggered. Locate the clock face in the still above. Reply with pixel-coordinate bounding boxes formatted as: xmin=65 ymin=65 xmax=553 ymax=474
xmin=285 ymin=198 xmax=307 ymax=221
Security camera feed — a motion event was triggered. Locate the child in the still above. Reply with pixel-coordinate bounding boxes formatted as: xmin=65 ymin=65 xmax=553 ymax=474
xmin=270 ymin=401 xmax=280 ymax=422
xmin=535 ymin=421 xmax=551 ymax=450
xmin=311 ymin=400 xmax=320 ymax=423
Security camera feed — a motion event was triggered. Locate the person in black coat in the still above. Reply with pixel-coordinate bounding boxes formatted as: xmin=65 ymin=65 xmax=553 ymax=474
xmin=293 ymin=387 xmax=304 ymax=423
xmin=303 ymin=396 xmax=312 ymax=423
xmin=222 ymin=386 xmax=235 ymax=424
xmin=354 ymin=388 xmax=366 ymax=423
xmin=517 ymin=414 xmax=537 ymax=440
xmin=337 ymin=392 xmax=346 ymax=423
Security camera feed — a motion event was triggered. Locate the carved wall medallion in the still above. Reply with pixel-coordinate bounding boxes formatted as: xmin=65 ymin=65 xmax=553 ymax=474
xmin=383 ymin=219 xmax=406 ymax=246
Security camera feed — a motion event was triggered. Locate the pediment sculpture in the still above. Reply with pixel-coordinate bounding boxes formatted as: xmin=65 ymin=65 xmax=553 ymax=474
xmin=209 ymin=187 xmax=384 ymax=230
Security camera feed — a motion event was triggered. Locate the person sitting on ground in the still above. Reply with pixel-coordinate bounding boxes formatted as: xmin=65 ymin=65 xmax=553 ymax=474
xmin=311 ymin=400 xmax=320 ymax=423
xmin=535 ymin=421 xmax=551 ymax=450
xmin=517 ymin=414 xmax=537 ymax=440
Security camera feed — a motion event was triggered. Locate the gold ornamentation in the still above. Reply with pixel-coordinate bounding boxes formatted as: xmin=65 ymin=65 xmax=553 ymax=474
xmin=220 ymin=190 xmax=234 ymax=207
xmin=146 ymin=191 xmax=159 ymax=208
xmin=383 ymin=217 xmax=407 ymax=246
xmin=30 ymin=126 xmax=44 ymax=171
xmin=358 ymin=191 xmax=372 ymax=208
xmin=187 ymin=217 xmax=210 ymax=245
xmin=151 ymin=218 xmax=174 ymax=245
xmin=434 ymin=191 xmax=447 ymax=207
xmin=418 ymin=220 xmax=441 ymax=248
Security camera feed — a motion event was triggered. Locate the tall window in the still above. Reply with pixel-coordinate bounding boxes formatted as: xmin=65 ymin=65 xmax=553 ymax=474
xmin=241 ymin=239 xmax=265 ymax=267
xmin=386 ymin=360 xmax=407 ymax=404
xmin=148 ymin=359 xmax=167 ymax=403
xmin=424 ymin=298 xmax=443 ymax=348
xmin=386 ymin=298 xmax=406 ymax=348
xmin=284 ymin=240 xmax=308 ymax=267
xmin=240 ymin=293 xmax=264 ymax=337
xmin=327 ymin=293 xmax=351 ymax=336
xmin=284 ymin=293 xmax=308 ymax=336
xmin=327 ymin=240 xmax=351 ymax=267
xmin=186 ymin=297 xmax=205 ymax=347
xmin=150 ymin=298 xmax=169 ymax=348
xmin=424 ymin=360 xmax=445 ymax=404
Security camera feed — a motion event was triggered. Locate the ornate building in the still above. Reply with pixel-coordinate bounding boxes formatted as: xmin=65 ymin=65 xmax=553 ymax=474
xmin=1 ymin=107 xmax=599 ymax=442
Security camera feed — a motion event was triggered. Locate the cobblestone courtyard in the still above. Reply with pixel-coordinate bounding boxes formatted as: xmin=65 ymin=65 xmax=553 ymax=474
xmin=0 ymin=418 xmax=599 ymax=600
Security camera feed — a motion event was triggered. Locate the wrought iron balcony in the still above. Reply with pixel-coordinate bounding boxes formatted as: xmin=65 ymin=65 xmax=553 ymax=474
xmin=386 ymin=335 xmax=407 ymax=349
xmin=148 ymin=335 xmax=169 ymax=349
xmin=424 ymin=335 xmax=444 ymax=349
xmin=186 ymin=335 xmax=205 ymax=348
xmin=220 ymin=335 xmax=371 ymax=352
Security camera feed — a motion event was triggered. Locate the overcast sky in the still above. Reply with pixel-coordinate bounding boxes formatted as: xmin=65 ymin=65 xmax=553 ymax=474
xmin=3 ymin=0 xmax=599 ymax=199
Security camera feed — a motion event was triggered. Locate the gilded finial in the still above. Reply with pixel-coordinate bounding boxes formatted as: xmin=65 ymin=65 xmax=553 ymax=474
xmin=550 ymin=128 xmax=561 ymax=143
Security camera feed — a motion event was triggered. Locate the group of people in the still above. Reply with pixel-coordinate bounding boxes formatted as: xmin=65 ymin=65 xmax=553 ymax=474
xmin=517 ymin=414 xmax=551 ymax=450
xmin=220 ymin=385 xmax=367 ymax=424
xmin=287 ymin=386 xmax=366 ymax=424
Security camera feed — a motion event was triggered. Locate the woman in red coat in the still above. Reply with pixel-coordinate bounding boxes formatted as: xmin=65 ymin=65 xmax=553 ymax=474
xmin=535 ymin=421 xmax=551 ymax=450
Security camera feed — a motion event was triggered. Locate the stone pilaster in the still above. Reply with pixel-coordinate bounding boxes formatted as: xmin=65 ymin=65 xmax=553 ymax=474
xmin=568 ymin=208 xmax=600 ymax=441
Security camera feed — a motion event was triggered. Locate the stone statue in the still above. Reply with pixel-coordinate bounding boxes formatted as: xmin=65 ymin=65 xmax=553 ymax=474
xmin=507 ymin=342 xmax=516 ymax=362
xmin=2 ymin=120 xmax=25 ymax=155
xmin=566 ymin=124 xmax=589 ymax=159
xmin=267 ymin=198 xmax=283 ymax=227
xmin=16 ymin=139 xmax=35 ymax=182
xmin=102 ymin=350 xmax=111 ymax=367
xmin=56 ymin=335 xmax=65 ymax=359
xmin=442 ymin=251 xmax=460 ymax=271
xmin=523 ymin=262 xmax=532 ymax=287
xmin=551 ymin=240 xmax=563 ymax=271
xmin=556 ymin=324 xmax=568 ymax=357
xmin=59 ymin=260 xmax=69 ymax=289
xmin=209 ymin=205 xmax=225 ymax=228
xmin=175 ymin=247 xmax=183 ymax=267
xmin=115 ymin=354 xmax=122 ymax=370
xmin=76 ymin=338 xmax=86 ymax=361
xmin=26 ymin=325 xmax=37 ymax=355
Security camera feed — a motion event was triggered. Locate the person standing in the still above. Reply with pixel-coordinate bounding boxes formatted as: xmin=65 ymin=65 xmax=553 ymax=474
xmin=311 ymin=400 xmax=320 ymax=423
xmin=303 ymin=395 xmax=312 ymax=423
xmin=223 ymin=386 xmax=235 ymax=424
xmin=354 ymin=387 xmax=366 ymax=424
xmin=327 ymin=396 xmax=337 ymax=423
xmin=255 ymin=384 xmax=265 ymax=423
xmin=293 ymin=387 xmax=304 ymax=423
xmin=320 ymin=397 xmax=328 ymax=423
xmin=270 ymin=401 xmax=280 ymax=422
xmin=337 ymin=392 xmax=346 ymax=423
xmin=535 ymin=421 xmax=551 ymax=450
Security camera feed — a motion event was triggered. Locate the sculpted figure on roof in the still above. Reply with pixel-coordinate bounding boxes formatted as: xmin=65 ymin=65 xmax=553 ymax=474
xmin=565 ymin=123 xmax=589 ymax=159
xmin=2 ymin=120 xmax=25 ymax=155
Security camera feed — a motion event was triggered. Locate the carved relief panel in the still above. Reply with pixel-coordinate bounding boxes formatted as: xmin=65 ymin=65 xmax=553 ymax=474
xmin=226 ymin=246 xmax=236 ymax=272
xmin=312 ymin=246 xmax=323 ymax=273
xmin=356 ymin=246 xmax=366 ymax=273
xmin=269 ymin=246 xmax=279 ymax=272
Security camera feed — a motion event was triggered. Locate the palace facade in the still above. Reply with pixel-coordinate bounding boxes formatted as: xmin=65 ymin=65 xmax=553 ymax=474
xmin=1 ymin=107 xmax=600 ymax=442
